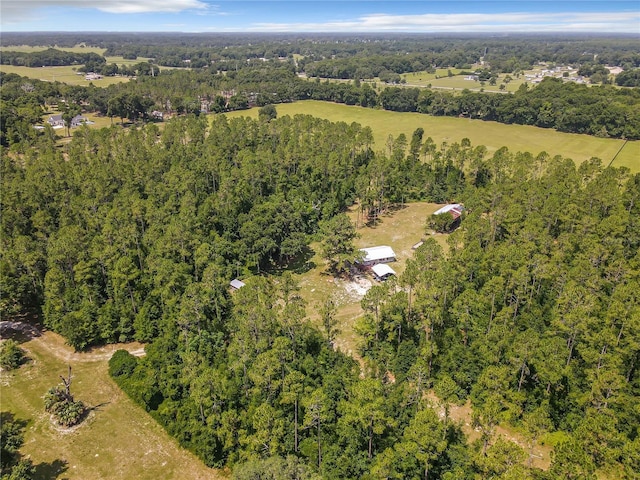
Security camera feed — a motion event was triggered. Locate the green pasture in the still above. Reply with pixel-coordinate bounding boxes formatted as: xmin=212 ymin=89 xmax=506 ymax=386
xmin=0 ymin=44 xmax=170 ymax=85
xmin=0 ymin=45 xmax=106 ymax=54
xmin=429 ymin=76 xmax=520 ymax=93
xmin=401 ymin=68 xmax=463 ymax=83
xmin=402 ymin=71 xmax=524 ymax=93
xmin=224 ymin=101 xmax=639 ymax=172
xmin=0 ymin=64 xmax=129 ymax=86
xmin=1 ymin=331 xmax=221 ymax=480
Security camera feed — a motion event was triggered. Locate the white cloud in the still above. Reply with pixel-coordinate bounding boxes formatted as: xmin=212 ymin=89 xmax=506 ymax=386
xmin=1 ymin=0 xmax=208 ymax=24
xmin=249 ymin=11 xmax=640 ymax=33
xmin=95 ymin=0 xmax=208 ymax=14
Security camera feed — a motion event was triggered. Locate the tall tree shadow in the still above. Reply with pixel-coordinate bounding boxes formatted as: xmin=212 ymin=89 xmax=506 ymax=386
xmin=33 ymin=459 xmax=68 ymax=480
xmin=1 ymin=412 xmax=68 ymax=479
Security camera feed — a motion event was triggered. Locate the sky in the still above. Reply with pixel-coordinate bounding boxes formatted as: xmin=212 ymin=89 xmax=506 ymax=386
xmin=1 ymin=1 xmax=639 ymax=33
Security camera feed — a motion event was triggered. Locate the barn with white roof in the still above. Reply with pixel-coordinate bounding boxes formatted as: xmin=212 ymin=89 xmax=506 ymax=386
xmin=359 ymin=246 xmax=396 ymax=267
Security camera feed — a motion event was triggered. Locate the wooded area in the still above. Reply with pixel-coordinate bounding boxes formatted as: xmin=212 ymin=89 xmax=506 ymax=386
xmin=2 ymin=108 xmax=639 ymax=478
xmin=1 ymin=33 xmax=639 ymax=479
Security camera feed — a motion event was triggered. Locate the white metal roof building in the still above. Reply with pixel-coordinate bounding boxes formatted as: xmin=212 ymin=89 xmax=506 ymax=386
xmin=371 ymin=263 xmax=396 ymax=281
xmin=230 ymin=279 xmax=246 ymax=290
xmin=433 ymin=203 xmax=464 ymax=219
xmin=359 ymin=246 xmax=396 ymax=266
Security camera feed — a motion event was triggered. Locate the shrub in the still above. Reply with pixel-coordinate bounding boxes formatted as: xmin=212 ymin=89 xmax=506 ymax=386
xmin=44 ymin=386 xmax=86 ymax=427
xmin=109 ymin=349 xmax=138 ymax=378
xmin=0 ymin=340 xmax=25 ymax=370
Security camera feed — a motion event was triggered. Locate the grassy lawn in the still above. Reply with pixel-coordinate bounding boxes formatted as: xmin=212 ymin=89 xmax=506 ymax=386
xmin=1 ymin=329 xmax=223 ymax=480
xmin=224 ymin=101 xmax=639 ymax=172
xmin=611 ymin=141 xmax=640 ymax=171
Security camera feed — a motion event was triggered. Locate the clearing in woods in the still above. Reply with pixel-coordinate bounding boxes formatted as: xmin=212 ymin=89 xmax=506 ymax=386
xmin=0 ymin=322 xmax=225 ymax=480
xmin=293 ymin=202 xmax=446 ymax=356
xmin=289 ymin=201 xmax=552 ymax=470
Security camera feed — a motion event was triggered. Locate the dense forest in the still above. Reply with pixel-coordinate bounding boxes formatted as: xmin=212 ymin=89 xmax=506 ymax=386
xmin=2 ymin=107 xmax=639 ymax=478
xmin=0 ymin=48 xmax=105 ymax=68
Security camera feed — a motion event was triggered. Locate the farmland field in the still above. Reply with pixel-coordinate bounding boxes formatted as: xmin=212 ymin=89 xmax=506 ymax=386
xmin=0 ymin=45 xmax=106 ymax=54
xmin=402 ymin=71 xmax=523 ymax=93
xmin=402 ymin=68 xmax=540 ymax=93
xmin=224 ymin=101 xmax=639 ymax=172
xmin=1 ymin=327 xmax=223 ymax=480
xmin=0 ymin=64 xmax=130 ymax=86
xmin=0 ymin=45 xmax=171 ymax=85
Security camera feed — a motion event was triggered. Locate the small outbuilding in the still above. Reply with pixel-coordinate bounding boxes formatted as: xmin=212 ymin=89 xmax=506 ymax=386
xmin=359 ymin=246 xmax=396 ymax=267
xmin=433 ymin=203 xmax=464 ymax=219
xmin=371 ymin=263 xmax=396 ymax=281
xmin=230 ymin=279 xmax=246 ymax=290
xmin=412 ymin=240 xmax=424 ymax=250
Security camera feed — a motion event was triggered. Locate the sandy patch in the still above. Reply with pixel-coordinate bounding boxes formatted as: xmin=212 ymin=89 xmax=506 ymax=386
xmin=335 ymin=275 xmax=372 ymax=303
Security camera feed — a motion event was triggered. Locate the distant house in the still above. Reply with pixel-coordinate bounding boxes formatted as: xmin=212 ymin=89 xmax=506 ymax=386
xmin=70 ymin=115 xmax=88 ymax=127
xmin=371 ymin=263 xmax=396 ymax=281
xmin=230 ymin=279 xmax=246 ymax=290
xmin=464 ymin=75 xmax=479 ymax=81
xmin=359 ymin=246 xmax=396 ymax=267
xmin=84 ymin=72 xmax=102 ymax=81
xmin=151 ymin=110 xmax=164 ymax=120
xmin=433 ymin=203 xmax=464 ymax=220
xmin=47 ymin=114 xmax=90 ymax=129
xmin=47 ymin=114 xmax=64 ymax=128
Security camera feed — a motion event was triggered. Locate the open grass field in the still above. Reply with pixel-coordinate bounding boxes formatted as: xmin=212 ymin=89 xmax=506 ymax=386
xmin=0 ymin=45 xmax=107 ymax=54
xmin=1 ymin=327 xmax=223 ymax=480
xmin=224 ymin=101 xmax=639 ymax=172
xmin=402 ymin=69 xmax=526 ymax=93
xmin=0 ymin=45 xmax=172 ymax=85
xmin=0 ymin=61 xmax=178 ymax=85
xmin=0 ymin=64 xmax=130 ymax=86
xmin=424 ymin=76 xmax=519 ymax=93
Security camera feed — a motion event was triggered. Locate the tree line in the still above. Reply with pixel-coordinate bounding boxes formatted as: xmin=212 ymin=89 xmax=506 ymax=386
xmin=3 ymin=65 xmax=640 ymax=150
xmin=4 ymin=32 xmax=638 ymax=71
xmin=0 ymin=48 xmax=105 ymax=68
